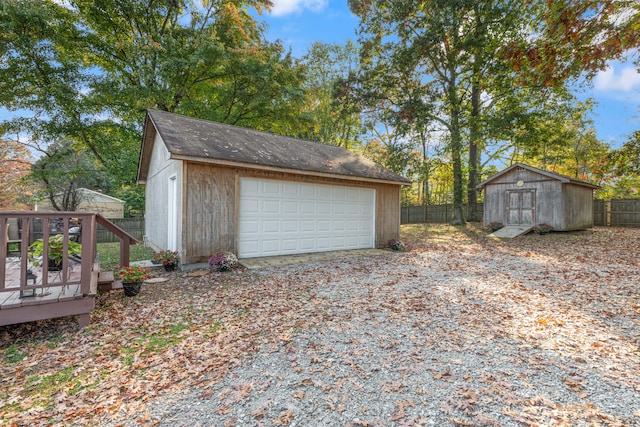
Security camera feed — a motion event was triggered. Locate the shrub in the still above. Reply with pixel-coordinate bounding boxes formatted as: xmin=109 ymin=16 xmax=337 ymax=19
xmin=387 ymin=239 xmax=406 ymax=251
xmin=488 ymin=222 xmax=504 ymax=232
xmin=535 ymin=222 xmax=554 ymax=234
xmin=208 ymin=252 xmax=238 ymax=271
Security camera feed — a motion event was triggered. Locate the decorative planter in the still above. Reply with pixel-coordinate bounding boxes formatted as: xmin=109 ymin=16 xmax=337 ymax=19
xmin=122 ymin=282 xmax=142 ymax=297
xmin=164 ymin=263 xmax=176 ymax=272
xmin=48 ymin=259 xmax=63 ymax=271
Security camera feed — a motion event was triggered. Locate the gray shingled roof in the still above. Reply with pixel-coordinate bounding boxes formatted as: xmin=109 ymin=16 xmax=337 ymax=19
xmin=138 ymin=109 xmax=411 ymax=185
xmin=477 ymin=162 xmax=600 ymax=189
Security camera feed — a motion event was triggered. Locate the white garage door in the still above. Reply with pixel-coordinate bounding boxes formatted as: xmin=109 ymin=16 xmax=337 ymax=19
xmin=238 ymin=177 xmax=376 ymax=258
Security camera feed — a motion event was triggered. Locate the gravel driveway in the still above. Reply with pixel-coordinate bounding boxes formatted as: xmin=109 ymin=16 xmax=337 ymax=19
xmin=102 ymin=227 xmax=640 ymax=427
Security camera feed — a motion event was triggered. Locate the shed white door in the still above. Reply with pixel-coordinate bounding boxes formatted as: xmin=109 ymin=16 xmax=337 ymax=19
xmin=238 ymin=177 xmax=375 ymax=258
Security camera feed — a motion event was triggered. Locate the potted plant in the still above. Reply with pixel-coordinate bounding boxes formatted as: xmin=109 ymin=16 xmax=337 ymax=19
xmin=152 ymin=250 xmax=179 ymax=271
xmin=488 ymin=222 xmax=504 ymax=232
xmin=387 ymin=239 xmax=406 ymax=252
xmin=29 ymin=234 xmax=82 ymax=271
xmin=116 ymin=265 xmax=152 ymax=296
xmin=535 ymin=222 xmax=554 ymax=235
xmin=208 ymin=252 xmax=238 ymax=272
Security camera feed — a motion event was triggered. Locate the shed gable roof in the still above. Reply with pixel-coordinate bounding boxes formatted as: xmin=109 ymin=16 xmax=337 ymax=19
xmin=45 ymin=188 xmax=124 ymax=204
xmin=137 ymin=109 xmax=411 ymax=185
xmin=476 ymin=163 xmax=600 ymax=189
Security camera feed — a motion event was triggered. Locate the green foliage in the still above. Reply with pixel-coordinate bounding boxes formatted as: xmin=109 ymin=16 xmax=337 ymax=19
xmin=1 ymin=0 xmax=306 ymax=201
xmin=609 ymin=131 xmax=640 ymax=176
xmin=113 ymin=185 xmax=145 ymax=217
xmin=299 ymin=41 xmax=364 ymax=149
xmin=29 ymin=234 xmax=82 ymax=267
xmin=30 ymin=139 xmax=110 ymax=210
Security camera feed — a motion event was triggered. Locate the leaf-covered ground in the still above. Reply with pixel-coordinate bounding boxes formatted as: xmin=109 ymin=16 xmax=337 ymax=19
xmin=1 ymin=225 xmax=639 ymax=426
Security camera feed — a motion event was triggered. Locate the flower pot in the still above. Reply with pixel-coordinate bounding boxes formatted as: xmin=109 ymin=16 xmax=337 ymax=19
xmin=164 ymin=263 xmax=176 ymax=272
xmin=48 ymin=259 xmax=63 ymax=271
xmin=122 ymin=282 xmax=142 ymax=297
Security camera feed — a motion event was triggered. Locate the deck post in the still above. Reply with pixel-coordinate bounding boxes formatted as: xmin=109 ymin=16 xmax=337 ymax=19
xmin=78 ymin=313 xmax=90 ymax=328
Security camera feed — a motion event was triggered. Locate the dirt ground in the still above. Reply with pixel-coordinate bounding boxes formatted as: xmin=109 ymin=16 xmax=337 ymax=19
xmin=1 ymin=225 xmax=639 ymax=426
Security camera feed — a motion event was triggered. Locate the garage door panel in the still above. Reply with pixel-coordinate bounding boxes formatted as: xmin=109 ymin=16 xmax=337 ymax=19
xmin=263 ymin=181 xmax=280 ymax=193
xmin=239 ymin=178 xmax=375 ymax=258
xmin=317 ymin=220 xmax=331 ymax=232
xmin=282 ymin=239 xmax=298 ymax=251
xmin=301 ymin=202 xmax=316 ymax=214
xmin=282 ymin=220 xmax=298 ymax=232
xmin=243 ymin=200 xmax=260 ymax=213
xmin=262 ymin=221 xmax=280 ymax=233
xmin=317 ymin=204 xmax=331 ymax=214
xmin=301 ymin=220 xmax=315 ymax=232
xmin=282 ymin=201 xmax=298 ymax=214
xmin=262 ymin=200 xmax=280 ymax=213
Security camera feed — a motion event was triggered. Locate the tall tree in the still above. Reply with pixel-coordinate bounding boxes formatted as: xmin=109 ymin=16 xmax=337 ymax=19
xmin=349 ymin=0 xmax=532 ymax=224
xmin=0 ymin=0 xmax=307 ymax=193
xmin=299 ymin=41 xmax=364 ymax=148
xmin=0 ymin=138 xmax=33 ymax=209
xmin=30 ymin=139 xmax=109 ymax=211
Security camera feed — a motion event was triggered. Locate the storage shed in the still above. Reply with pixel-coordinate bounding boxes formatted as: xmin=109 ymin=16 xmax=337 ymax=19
xmin=137 ymin=109 xmax=411 ymax=265
xmin=477 ymin=163 xmax=599 ymax=231
xmin=35 ymin=188 xmax=125 ymax=219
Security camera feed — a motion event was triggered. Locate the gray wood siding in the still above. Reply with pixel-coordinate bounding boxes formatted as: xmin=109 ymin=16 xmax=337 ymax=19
xmin=563 ymin=184 xmax=594 ymax=230
xmin=182 ymin=163 xmax=402 ymax=263
xmin=482 ymin=166 xmax=595 ymax=231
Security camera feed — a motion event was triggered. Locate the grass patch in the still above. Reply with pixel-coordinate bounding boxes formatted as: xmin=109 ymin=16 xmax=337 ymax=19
xmin=97 ymin=242 xmax=156 ymax=271
xmin=23 ymin=366 xmax=99 ymax=408
xmin=3 ymin=345 xmax=27 ymax=364
xmin=119 ymin=322 xmax=190 ymax=367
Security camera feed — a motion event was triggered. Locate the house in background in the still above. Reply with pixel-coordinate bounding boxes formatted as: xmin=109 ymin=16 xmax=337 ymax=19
xmin=477 ymin=163 xmax=600 ymax=231
xmin=137 ymin=109 xmax=411 ymax=265
xmin=35 ymin=188 xmax=125 ymax=219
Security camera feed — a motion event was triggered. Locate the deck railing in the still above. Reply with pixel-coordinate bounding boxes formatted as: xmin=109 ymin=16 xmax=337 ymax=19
xmin=1 ymin=211 xmax=138 ymax=298
xmin=1 ymin=212 xmax=96 ymax=297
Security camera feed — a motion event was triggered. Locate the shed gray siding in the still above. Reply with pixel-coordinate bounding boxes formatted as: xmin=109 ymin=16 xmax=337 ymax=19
xmin=563 ymin=184 xmax=595 ymax=230
xmin=478 ymin=163 xmax=598 ymax=232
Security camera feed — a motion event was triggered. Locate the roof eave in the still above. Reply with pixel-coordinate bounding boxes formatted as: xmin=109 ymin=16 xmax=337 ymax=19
xmin=136 ymin=111 xmax=156 ymax=184
xmin=172 ymin=154 xmax=411 ymax=186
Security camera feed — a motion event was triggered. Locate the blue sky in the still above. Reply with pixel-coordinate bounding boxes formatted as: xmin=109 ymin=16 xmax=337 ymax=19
xmin=259 ymin=0 xmax=640 ymax=148
xmin=3 ymin=1 xmax=638 ymax=149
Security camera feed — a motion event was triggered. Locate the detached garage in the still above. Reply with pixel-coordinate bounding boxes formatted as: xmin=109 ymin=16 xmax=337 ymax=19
xmin=137 ymin=110 xmax=410 ymax=265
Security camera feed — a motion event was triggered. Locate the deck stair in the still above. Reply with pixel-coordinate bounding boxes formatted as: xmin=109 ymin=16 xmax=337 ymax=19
xmin=97 ymin=271 xmax=122 ymax=292
xmin=1 ymin=211 xmax=138 ymax=327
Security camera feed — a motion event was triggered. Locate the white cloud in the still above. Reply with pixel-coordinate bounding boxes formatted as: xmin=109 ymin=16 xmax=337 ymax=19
xmin=270 ymin=0 xmax=328 ymax=17
xmin=594 ymin=65 xmax=640 ymax=92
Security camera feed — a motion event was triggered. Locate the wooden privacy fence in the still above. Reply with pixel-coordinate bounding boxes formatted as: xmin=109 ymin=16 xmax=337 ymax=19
xmin=32 ymin=217 xmax=144 ymax=243
xmin=96 ymin=218 xmax=144 ymax=243
xmin=593 ymin=199 xmax=640 ymax=227
xmin=401 ymin=204 xmax=483 ymax=224
xmin=402 ymin=199 xmax=640 ymax=227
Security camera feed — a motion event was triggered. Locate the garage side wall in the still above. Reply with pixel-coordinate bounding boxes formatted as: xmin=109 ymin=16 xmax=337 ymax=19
xmin=144 ymin=132 xmax=183 ymax=255
xmin=184 ymin=163 xmax=237 ymax=263
xmin=183 ymin=163 xmax=402 ymax=263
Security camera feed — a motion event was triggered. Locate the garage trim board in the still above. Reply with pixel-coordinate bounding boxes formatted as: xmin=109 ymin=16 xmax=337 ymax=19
xmin=238 ymin=177 xmax=376 ymax=258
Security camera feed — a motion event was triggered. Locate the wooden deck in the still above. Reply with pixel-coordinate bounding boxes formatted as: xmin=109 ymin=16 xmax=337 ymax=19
xmin=1 ymin=212 xmax=137 ymax=328
xmin=0 ymin=256 xmax=98 ymax=327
